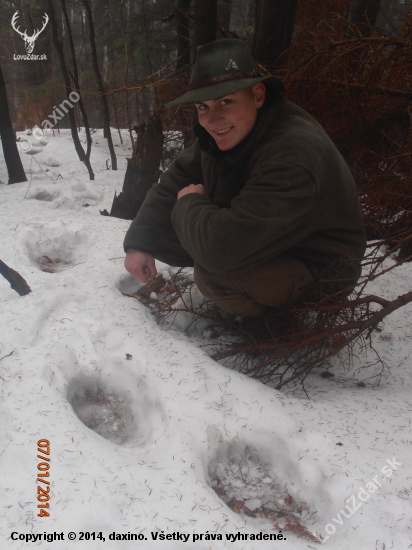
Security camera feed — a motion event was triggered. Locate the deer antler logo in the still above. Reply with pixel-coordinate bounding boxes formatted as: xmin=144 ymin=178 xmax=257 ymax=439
xmin=11 ymin=11 xmax=49 ymax=54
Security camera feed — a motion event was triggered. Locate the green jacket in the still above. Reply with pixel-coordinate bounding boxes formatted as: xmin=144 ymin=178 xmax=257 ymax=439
xmin=124 ymin=95 xmax=366 ymax=279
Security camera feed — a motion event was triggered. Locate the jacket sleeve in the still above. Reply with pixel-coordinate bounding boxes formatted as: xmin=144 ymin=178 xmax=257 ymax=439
xmin=123 ymin=140 xmax=203 ymax=266
xmin=170 ymin=159 xmax=319 ymax=275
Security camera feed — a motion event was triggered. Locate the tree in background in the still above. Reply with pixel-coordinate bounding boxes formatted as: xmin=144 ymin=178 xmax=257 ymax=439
xmin=193 ymin=0 xmax=217 ymax=55
xmin=82 ymin=0 xmax=117 ymax=170
xmin=0 ymin=0 xmax=410 ymax=202
xmin=0 ymin=63 xmax=26 ymax=184
xmin=175 ymin=0 xmax=193 ymax=146
xmin=218 ymin=0 xmax=232 ymax=34
xmin=176 ymin=0 xmax=191 ymax=68
xmin=251 ymin=0 xmax=299 ymax=67
xmin=110 ymin=114 xmax=164 ymax=220
xmin=349 ymin=0 xmax=382 ymax=29
xmin=60 ymin=0 xmax=93 ymax=171
xmin=281 ymin=0 xmax=412 ymax=247
xmin=47 ymin=0 xmax=94 ymax=179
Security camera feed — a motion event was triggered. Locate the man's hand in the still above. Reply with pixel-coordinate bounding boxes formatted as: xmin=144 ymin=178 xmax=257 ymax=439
xmin=124 ymin=249 xmax=157 ymax=283
xmin=177 ymin=184 xmax=205 ymax=200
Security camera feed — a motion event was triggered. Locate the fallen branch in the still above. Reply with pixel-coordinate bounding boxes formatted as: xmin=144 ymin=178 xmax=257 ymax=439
xmin=211 ymin=291 xmax=412 ymax=360
xmin=0 ymin=260 xmax=31 ymax=296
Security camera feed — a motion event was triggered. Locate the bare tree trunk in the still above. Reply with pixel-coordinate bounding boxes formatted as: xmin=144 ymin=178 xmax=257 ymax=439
xmin=127 ymin=0 xmax=134 ymax=26
xmin=349 ymin=0 xmax=382 ymax=29
xmin=109 ymin=114 xmax=164 ymax=220
xmin=0 ymin=63 xmax=27 ymax=185
xmin=26 ymin=5 xmax=46 ymax=87
xmin=119 ymin=3 xmax=134 ymax=147
xmin=252 ymin=0 xmax=298 ymax=67
xmin=218 ymin=0 xmax=232 ymax=34
xmin=176 ymin=0 xmax=191 ymax=69
xmin=47 ymin=0 xmax=94 ymax=179
xmin=176 ymin=0 xmax=193 ymax=146
xmin=193 ymin=0 xmax=217 ymax=57
xmin=82 ymin=0 xmax=118 ymax=170
xmin=190 ymin=0 xmax=216 ymax=146
xmin=246 ymin=0 xmax=255 ymax=27
xmin=60 ymin=0 xmax=94 ymax=174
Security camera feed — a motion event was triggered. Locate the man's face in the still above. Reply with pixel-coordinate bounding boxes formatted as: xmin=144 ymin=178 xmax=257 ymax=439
xmin=195 ymin=83 xmax=266 ymax=151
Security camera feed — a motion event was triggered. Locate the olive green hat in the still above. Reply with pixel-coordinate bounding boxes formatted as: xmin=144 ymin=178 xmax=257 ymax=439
xmin=165 ymin=39 xmax=285 ymax=109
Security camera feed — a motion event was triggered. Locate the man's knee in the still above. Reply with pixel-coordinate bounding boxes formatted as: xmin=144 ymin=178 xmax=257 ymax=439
xmin=193 ymin=256 xmax=313 ymax=317
xmin=193 ymin=263 xmax=228 ymax=302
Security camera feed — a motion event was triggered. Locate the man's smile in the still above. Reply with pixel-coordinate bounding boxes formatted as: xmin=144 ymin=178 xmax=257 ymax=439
xmin=214 ymin=126 xmax=234 ymax=135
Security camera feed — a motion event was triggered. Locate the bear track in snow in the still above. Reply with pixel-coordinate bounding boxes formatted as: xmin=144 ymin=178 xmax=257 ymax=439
xmin=24 ymin=226 xmax=90 ymax=273
xmin=207 ymin=431 xmax=319 ymax=542
xmin=67 ymin=377 xmax=137 ymax=445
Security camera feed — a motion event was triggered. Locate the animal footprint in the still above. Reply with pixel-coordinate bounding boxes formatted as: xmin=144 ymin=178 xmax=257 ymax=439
xmin=24 ymin=225 xmax=90 ymax=273
xmin=45 ymin=157 xmax=61 ymax=167
xmin=67 ymin=370 xmax=166 ymax=446
xmin=207 ymin=428 xmax=319 ymax=541
xmin=67 ymin=377 xmax=137 ymax=445
xmin=38 ymin=255 xmax=65 ymax=273
xmin=26 ymin=186 xmax=61 ymax=202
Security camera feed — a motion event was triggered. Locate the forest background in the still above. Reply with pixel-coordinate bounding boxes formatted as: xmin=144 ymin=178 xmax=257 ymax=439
xmin=0 ymin=0 xmax=411 ymax=236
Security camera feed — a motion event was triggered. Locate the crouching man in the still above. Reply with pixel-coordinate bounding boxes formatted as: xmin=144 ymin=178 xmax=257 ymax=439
xmin=124 ymin=39 xmax=366 ymax=318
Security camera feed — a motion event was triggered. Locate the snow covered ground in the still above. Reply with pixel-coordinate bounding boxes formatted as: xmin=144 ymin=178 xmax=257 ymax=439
xmin=0 ymin=128 xmax=411 ymax=550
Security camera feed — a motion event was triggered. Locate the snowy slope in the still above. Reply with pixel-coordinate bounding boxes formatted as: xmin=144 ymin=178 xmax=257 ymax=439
xmin=0 ymin=129 xmax=411 ymax=550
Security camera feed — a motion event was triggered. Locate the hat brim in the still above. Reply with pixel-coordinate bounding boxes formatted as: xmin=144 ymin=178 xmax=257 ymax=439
xmin=165 ymin=76 xmax=285 ymax=109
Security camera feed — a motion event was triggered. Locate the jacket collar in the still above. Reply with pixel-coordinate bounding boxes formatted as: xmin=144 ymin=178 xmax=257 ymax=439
xmin=194 ymin=93 xmax=286 ymax=164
